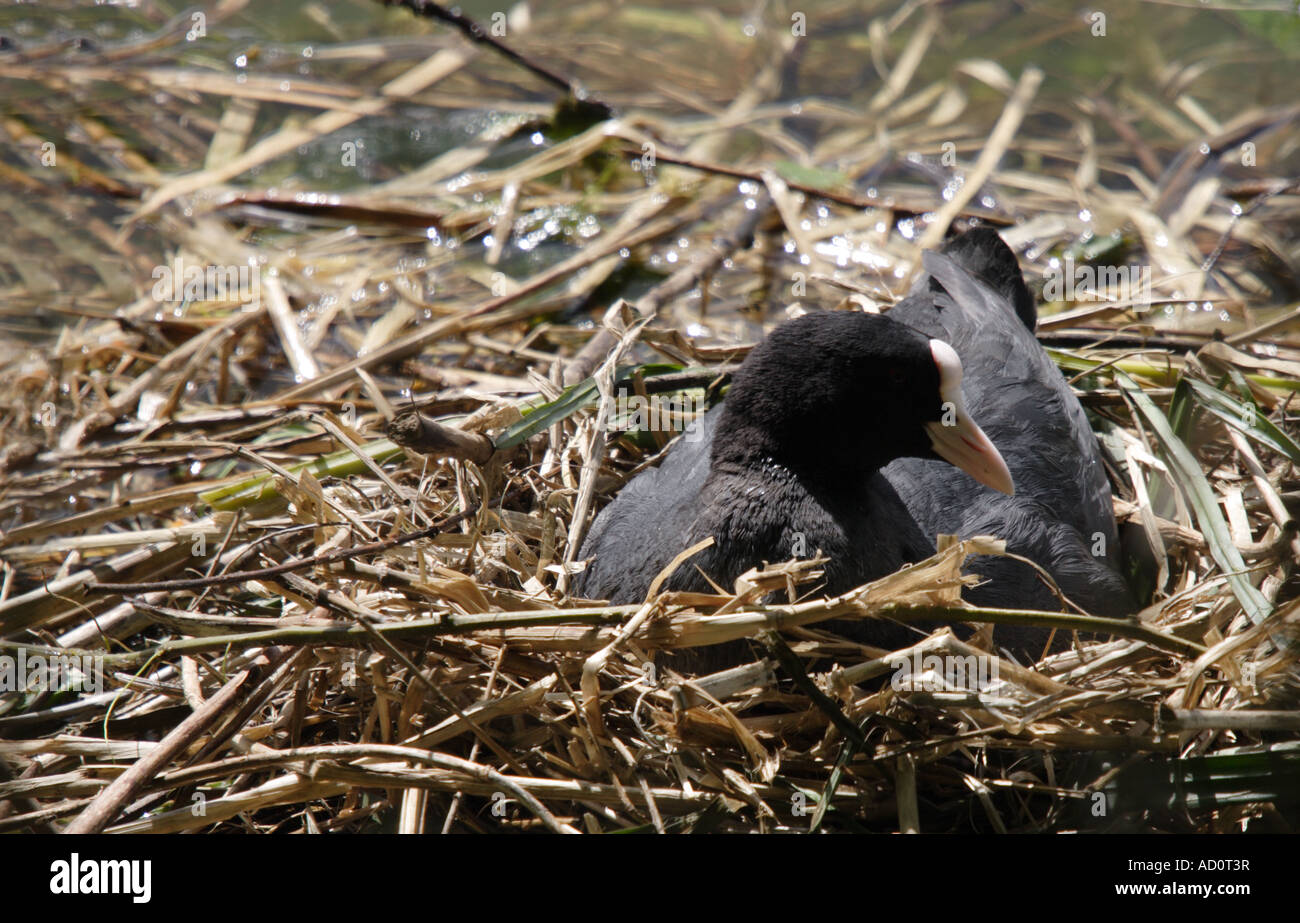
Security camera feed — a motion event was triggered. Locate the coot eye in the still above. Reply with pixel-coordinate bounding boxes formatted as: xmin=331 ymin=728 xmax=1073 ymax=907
xmin=887 ymin=367 xmax=907 ymax=385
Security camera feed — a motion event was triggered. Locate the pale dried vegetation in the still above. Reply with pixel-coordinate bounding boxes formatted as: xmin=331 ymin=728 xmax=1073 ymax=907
xmin=0 ymin=0 xmax=1298 ymax=833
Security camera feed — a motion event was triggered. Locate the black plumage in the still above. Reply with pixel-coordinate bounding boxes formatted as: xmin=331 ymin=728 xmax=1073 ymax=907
xmin=574 ymin=313 xmax=957 ymax=605
xmin=882 ymin=227 xmax=1132 ymax=618
xmin=572 ymin=227 xmax=1132 ymax=660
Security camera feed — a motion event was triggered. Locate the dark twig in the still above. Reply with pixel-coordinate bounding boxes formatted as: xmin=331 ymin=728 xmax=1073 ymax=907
xmin=385 ymin=0 xmax=611 ymax=116
xmin=634 ymin=148 xmax=1013 ymax=224
xmin=759 ymin=631 xmax=865 ymax=747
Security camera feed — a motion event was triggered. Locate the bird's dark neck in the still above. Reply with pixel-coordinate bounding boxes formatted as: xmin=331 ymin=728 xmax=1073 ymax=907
xmin=711 ymin=415 xmax=894 ymax=486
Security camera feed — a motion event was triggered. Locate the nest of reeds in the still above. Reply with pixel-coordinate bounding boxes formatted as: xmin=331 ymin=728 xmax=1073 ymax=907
xmin=1 ymin=0 xmax=1299 ymax=833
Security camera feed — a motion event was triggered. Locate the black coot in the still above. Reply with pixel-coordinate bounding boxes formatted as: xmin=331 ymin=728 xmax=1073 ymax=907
xmin=573 ymin=227 xmax=1134 ymax=662
xmin=881 ymin=227 xmax=1133 ymax=618
xmin=572 ymin=308 xmax=1015 ymax=620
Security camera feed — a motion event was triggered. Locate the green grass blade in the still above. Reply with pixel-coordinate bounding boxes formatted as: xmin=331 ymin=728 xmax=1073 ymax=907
xmin=493 ymin=362 xmax=687 ymax=450
xmin=1116 ymin=371 xmax=1272 ymax=624
xmin=199 ymin=439 xmax=404 ymax=511
xmin=1112 ymin=743 xmax=1300 ymax=814
xmin=1185 ymin=376 xmax=1300 ymax=467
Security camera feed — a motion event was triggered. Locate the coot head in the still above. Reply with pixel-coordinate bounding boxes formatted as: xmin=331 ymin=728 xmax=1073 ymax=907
xmin=713 ymin=310 xmax=1014 ymax=493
